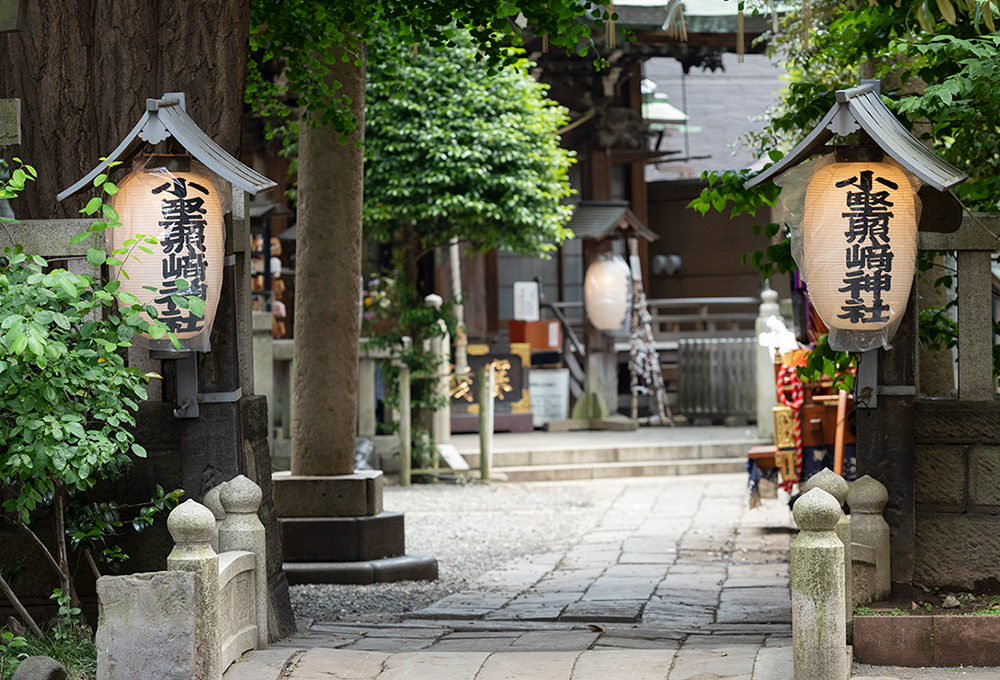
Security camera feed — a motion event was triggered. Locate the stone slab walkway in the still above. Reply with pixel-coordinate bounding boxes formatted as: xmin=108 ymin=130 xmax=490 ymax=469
xmin=229 ymin=474 xmax=797 ymax=679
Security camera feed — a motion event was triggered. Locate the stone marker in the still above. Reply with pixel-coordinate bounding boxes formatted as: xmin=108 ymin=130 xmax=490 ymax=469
xmin=11 ymin=656 xmax=67 ymax=680
xmin=792 ymin=487 xmax=847 ymax=680
xmin=802 ymin=468 xmax=852 ymax=626
xmin=848 ymin=475 xmax=891 ymax=604
xmin=95 ymin=571 xmax=199 ymax=680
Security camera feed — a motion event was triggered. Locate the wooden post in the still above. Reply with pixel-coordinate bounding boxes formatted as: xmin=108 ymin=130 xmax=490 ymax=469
xmin=478 ymin=365 xmax=494 ymax=482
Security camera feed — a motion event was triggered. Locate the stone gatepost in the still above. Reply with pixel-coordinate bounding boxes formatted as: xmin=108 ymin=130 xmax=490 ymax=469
xmin=167 ymin=500 xmax=221 ymax=680
xmin=203 ymin=482 xmax=228 ymax=554
xmin=802 ymin=469 xmax=852 ymax=627
xmin=848 ymin=475 xmax=891 ymax=605
xmin=755 ymin=285 xmax=781 ymax=439
xmin=217 ymin=475 xmax=269 ymax=648
xmin=792 ymin=487 xmax=847 ymax=680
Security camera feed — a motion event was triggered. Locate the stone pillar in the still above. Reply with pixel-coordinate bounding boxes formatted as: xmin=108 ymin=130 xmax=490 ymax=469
xmin=791 ymin=488 xmax=847 ymax=680
xmin=251 ymin=310 xmax=273 ymax=452
xmin=425 ymin=294 xmax=451 ymax=446
xmin=802 ymin=469 xmax=852 ymax=627
xmin=357 ymin=349 xmax=377 ymax=439
xmin=848 ymin=475 xmax=891 ymax=604
xmin=755 ymin=286 xmax=780 ymax=438
xmin=217 ymin=476 xmax=268 ymax=649
xmin=166 ymin=500 xmax=221 ymax=680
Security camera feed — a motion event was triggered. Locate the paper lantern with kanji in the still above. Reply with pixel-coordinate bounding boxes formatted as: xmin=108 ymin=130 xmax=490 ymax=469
xmin=110 ymin=168 xmax=225 ymax=350
xmin=584 ymin=255 xmax=631 ymax=331
xmin=801 ymin=161 xmax=918 ymax=336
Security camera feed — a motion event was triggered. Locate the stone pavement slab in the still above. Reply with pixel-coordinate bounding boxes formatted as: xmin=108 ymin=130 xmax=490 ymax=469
xmin=292 ymin=648 xmax=389 ymax=679
xmin=378 ymin=651 xmax=491 ymax=680
xmin=475 ymin=651 xmax=580 ymax=680
xmin=573 ymin=649 xmax=677 ymax=679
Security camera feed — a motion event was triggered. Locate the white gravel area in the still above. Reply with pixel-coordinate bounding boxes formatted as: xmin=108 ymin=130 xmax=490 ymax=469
xmin=289 ymin=479 xmax=626 ymax=623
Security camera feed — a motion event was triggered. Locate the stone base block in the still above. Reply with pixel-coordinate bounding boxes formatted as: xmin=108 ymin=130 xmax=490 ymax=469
xmin=280 ymin=512 xmax=405 ymax=562
xmin=272 ymin=470 xmax=383 ymax=517
xmin=283 ymin=555 xmax=439 ymax=585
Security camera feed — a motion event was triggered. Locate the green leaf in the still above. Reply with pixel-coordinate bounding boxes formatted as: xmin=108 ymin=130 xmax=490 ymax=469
xmin=69 ymin=231 xmax=92 ymax=245
xmin=87 ymin=248 xmax=107 ymax=267
xmin=132 ymin=443 xmax=147 ymax=458
xmin=81 ymin=197 xmax=102 ymax=215
xmin=188 ymin=297 xmax=206 ymax=317
xmin=94 ymin=173 xmax=108 ymax=187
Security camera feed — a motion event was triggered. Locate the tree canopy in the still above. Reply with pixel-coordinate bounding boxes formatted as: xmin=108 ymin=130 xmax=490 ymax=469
xmin=363 ymin=32 xmax=575 ymax=258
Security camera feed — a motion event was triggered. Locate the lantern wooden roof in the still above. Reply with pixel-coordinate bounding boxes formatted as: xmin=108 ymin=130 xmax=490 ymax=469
xmin=567 ymin=201 xmax=658 ymax=242
xmin=58 ymin=92 xmax=276 ymax=202
xmin=745 ymin=80 xmax=967 ymax=192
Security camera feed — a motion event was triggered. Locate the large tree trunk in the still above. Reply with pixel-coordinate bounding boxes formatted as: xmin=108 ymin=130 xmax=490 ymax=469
xmin=291 ymin=46 xmax=364 ymax=476
xmin=0 ymin=0 xmax=249 ymax=219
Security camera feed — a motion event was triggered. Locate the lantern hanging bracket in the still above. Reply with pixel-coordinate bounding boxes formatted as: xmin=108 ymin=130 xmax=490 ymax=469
xmin=57 ymin=92 xmax=276 ymax=202
xmin=150 ymin=351 xmax=200 ymax=419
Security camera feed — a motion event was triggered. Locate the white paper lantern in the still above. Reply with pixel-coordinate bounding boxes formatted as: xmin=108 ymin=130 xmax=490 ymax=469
xmin=802 ymin=161 xmax=917 ymax=333
xmin=585 ymin=255 xmax=631 ymax=331
xmin=110 ymin=168 xmax=225 ymax=349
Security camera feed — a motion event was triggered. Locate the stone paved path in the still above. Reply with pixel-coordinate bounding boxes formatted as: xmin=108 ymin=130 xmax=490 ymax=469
xmin=228 ymin=475 xmax=797 ymax=679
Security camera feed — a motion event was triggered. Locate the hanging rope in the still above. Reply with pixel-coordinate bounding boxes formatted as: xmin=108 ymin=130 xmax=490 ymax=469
xmin=776 ymin=363 xmax=804 ymax=492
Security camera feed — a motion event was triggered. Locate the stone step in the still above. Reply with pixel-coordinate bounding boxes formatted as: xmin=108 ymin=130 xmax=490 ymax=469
xmin=481 ymin=457 xmax=747 ymax=483
xmin=460 ymin=440 xmax=757 ymax=469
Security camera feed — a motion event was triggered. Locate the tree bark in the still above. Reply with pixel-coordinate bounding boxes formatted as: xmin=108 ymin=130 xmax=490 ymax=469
xmin=0 ymin=0 xmax=249 ymax=219
xmin=291 ymin=46 xmax=365 ymax=476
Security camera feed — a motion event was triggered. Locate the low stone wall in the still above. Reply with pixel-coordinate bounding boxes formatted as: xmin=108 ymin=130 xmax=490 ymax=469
xmin=914 ymin=400 xmax=1000 ymax=589
xmin=96 ymin=475 xmax=268 ymax=680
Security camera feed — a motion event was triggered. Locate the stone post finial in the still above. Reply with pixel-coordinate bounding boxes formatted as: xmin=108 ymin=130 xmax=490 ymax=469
xmin=218 ymin=475 xmax=268 ymax=648
xmin=760 ymin=285 xmax=780 ymax=313
xmin=793 ymin=487 xmax=843 ymax=532
xmin=219 ymin=474 xmax=262 ymax=515
xmin=424 ymin=293 xmax=443 ymax=310
xmin=167 ymin=499 xmax=217 ymax=551
xmin=791 ymin=487 xmax=847 ymax=680
xmin=847 ymin=474 xmax=888 ymax=514
xmin=802 ymin=468 xmax=849 ymax=507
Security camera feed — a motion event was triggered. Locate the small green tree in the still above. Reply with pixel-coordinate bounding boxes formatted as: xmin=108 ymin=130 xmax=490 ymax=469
xmin=361 ymin=31 xmax=574 ymax=463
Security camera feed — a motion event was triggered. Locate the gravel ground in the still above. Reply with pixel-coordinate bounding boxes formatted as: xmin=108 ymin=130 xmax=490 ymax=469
xmin=289 ymin=479 xmax=627 ymax=623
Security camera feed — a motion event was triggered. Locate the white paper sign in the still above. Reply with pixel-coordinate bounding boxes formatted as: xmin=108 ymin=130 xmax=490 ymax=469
xmin=513 ymin=281 xmax=540 ymax=322
xmin=528 ymin=369 xmax=570 ymax=427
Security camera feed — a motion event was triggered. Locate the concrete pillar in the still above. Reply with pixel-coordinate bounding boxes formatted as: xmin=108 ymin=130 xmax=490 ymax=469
xmin=848 ymin=475 xmax=891 ymax=604
xmin=399 ymin=361 xmax=412 ymax=486
xmin=791 ymin=488 xmax=847 ymax=680
xmin=478 ymin=365 xmax=494 ymax=482
xmin=957 ymin=250 xmax=995 ymax=400
xmin=755 ymin=286 xmax=780 ymax=438
xmin=357 ymin=349 xmax=377 ymax=439
xmin=251 ymin=311 xmax=273 ymax=452
xmin=167 ymin=500 xmax=221 ymax=680
xmin=218 ymin=476 xmax=268 ymax=648
xmin=802 ymin=469 xmax=852 ymax=628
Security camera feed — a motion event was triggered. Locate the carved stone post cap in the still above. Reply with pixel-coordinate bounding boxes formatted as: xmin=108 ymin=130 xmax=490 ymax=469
xmin=167 ymin=499 xmax=216 ymax=545
xmin=802 ymin=468 xmax=849 ymax=507
xmin=424 ymin=293 xmax=443 ymax=309
xmin=220 ymin=474 xmax=262 ymax=514
xmin=203 ymin=482 xmax=228 ymax=521
xmin=793 ymin=488 xmax=842 ymax=532
xmin=847 ymin=474 xmax=889 ymax=513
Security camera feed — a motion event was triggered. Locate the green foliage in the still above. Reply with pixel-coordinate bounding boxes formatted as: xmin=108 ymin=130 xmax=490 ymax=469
xmin=1 ymin=163 xmax=183 ymax=626
xmin=795 ymin=334 xmax=857 ymax=394
xmin=0 ymin=627 xmax=96 ymax=680
xmin=364 ymin=29 xmax=575 ymax=256
xmin=247 ymin=0 xmax=599 ymax=140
